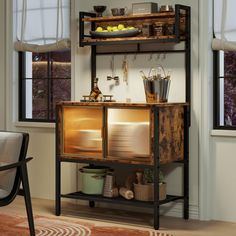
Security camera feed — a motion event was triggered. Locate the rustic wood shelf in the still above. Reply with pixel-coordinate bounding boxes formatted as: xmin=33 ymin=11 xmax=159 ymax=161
xmin=81 ymin=35 xmax=187 ymax=46
xmin=82 ymin=12 xmax=177 ymax=22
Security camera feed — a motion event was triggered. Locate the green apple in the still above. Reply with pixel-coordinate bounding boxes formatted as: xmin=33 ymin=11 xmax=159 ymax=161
xmin=127 ymin=26 xmax=135 ymax=30
xmin=96 ymin=26 xmax=103 ymax=32
xmin=121 ymin=28 xmax=127 ymax=31
xmin=107 ymin=26 xmax=113 ymax=32
xmin=112 ymin=26 xmax=118 ymax=31
xmin=118 ymin=24 xmax=125 ymax=30
xmin=102 ymin=30 xmax=108 ymax=32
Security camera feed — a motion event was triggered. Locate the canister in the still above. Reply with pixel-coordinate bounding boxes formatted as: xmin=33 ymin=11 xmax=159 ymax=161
xmin=142 ymin=23 xmax=153 ymax=37
xmin=153 ymin=22 xmax=164 ymax=36
xmin=80 ymin=166 xmax=108 ymax=195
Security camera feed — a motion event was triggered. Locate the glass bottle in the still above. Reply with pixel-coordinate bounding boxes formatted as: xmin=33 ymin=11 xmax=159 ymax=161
xmin=90 ymin=78 xmax=102 ymax=101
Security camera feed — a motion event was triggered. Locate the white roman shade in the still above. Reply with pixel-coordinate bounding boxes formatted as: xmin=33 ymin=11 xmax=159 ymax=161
xmin=212 ymin=0 xmax=236 ymax=51
xmin=14 ymin=0 xmax=70 ymax=53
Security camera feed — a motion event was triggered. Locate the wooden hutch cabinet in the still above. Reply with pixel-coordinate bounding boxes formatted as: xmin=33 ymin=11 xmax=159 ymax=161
xmin=56 ymin=4 xmax=191 ymax=230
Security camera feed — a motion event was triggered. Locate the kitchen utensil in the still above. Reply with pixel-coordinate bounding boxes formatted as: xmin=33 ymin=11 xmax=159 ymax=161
xmin=107 ymin=55 xmax=119 ymax=84
xmin=122 ymin=55 xmax=128 ymax=85
xmin=103 ymin=170 xmax=116 ymax=197
xmin=160 ymin=5 xmax=174 ymax=12
xmin=111 ymin=7 xmax=127 ymax=16
xmin=80 ymin=166 xmax=109 ymax=195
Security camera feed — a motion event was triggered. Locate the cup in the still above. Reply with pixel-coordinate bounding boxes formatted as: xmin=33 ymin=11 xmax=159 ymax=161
xmin=111 ymin=7 xmax=127 ymax=16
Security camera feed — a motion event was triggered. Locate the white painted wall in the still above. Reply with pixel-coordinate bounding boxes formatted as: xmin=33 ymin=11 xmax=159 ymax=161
xmin=211 ymin=136 xmax=236 ymax=222
xmin=0 ymin=0 xmax=6 ymax=130
xmin=199 ymin=0 xmax=236 ymax=223
xmin=3 ymin=0 xmax=199 ymax=219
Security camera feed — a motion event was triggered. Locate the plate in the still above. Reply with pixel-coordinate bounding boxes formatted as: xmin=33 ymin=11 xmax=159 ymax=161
xmin=90 ymin=28 xmax=141 ymax=38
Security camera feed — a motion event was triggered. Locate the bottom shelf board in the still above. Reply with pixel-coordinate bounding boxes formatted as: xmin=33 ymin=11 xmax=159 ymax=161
xmin=60 ymin=192 xmax=184 ymax=208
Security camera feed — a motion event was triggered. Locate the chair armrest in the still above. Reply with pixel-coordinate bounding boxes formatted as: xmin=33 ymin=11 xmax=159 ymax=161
xmin=0 ymin=157 xmax=33 ymax=172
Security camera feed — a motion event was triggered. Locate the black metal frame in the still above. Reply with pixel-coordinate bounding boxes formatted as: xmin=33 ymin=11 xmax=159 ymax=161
xmin=55 ymin=5 xmax=191 ymax=230
xmin=0 ymin=131 xmax=35 ymax=236
xmin=79 ymin=5 xmax=191 ymax=110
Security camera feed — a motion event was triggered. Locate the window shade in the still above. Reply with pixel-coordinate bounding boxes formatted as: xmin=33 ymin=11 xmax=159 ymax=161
xmin=14 ymin=0 xmax=70 ymax=53
xmin=212 ymin=0 xmax=236 ymax=51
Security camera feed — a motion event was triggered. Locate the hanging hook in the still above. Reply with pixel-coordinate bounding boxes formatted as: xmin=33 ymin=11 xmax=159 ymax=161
xmin=162 ymin=53 xmax=166 ymax=60
xmin=133 ymin=53 xmax=137 ymax=61
xmin=148 ymin=53 xmax=153 ymax=61
xmin=155 ymin=54 xmax=160 ymax=61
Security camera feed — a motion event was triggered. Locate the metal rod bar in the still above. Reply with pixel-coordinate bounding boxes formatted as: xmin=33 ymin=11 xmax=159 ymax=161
xmin=153 ymin=107 xmax=160 ymax=230
xmin=185 ymin=7 xmax=191 ymax=126
xmin=55 ymin=106 xmax=61 ymax=216
xmin=19 ymin=52 xmax=26 ymax=121
xmin=96 ymin=50 xmax=186 ymax=55
xmin=213 ymin=51 xmax=219 ymax=128
xmin=184 ymin=106 xmax=190 ymax=219
xmin=103 ymin=107 xmax=107 ymax=159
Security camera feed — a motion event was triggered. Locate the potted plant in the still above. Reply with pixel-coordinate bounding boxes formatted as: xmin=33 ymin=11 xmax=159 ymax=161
xmin=133 ymin=169 xmax=166 ymax=201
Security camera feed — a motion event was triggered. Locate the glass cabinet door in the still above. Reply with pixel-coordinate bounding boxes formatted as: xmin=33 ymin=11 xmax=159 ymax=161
xmin=107 ymin=108 xmax=151 ymax=163
xmin=62 ymin=106 xmax=103 ymax=159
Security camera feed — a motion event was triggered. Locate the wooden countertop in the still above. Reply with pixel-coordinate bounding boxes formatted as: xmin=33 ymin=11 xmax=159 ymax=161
xmin=57 ymin=101 xmax=189 ymax=107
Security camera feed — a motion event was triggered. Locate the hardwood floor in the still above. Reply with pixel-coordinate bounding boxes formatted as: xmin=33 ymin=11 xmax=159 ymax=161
xmin=1 ymin=196 xmax=236 ymax=236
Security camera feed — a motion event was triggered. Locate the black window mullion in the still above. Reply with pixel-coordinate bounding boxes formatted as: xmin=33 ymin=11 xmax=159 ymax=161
xmin=47 ymin=52 xmax=51 ymax=121
xmin=213 ymin=50 xmax=219 ymax=128
xmin=19 ymin=52 xmax=26 ymax=121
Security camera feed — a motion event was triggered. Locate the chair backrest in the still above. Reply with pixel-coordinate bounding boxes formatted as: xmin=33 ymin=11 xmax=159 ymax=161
xmin=0 ymin=131 xmax=29 ymax=201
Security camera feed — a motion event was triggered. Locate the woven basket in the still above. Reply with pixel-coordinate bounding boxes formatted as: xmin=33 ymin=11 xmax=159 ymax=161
xmin=134 ymin=183 xmax=166 ymax=201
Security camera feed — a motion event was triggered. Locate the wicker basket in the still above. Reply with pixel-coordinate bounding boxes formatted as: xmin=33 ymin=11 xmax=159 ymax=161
xmin=134 ymin=182 xmax=166 ymax=201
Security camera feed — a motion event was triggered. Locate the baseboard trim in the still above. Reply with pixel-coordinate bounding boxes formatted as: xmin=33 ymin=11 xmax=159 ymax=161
xmin=160 ymin=202 xmax=199 ymax=219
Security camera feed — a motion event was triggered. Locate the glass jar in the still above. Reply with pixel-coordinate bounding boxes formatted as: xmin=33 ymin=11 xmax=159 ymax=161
xmin=142 ymin=23 xmax=153 ymax=37
xmin=153 ymin=22 xmax=164 ymax=37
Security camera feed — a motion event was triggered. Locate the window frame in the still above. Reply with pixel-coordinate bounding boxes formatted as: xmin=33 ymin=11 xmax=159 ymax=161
xmin=213 ymin=50 xmax=236 ymax=130
xmin=18 ymin=51 xmax=71 ymax=123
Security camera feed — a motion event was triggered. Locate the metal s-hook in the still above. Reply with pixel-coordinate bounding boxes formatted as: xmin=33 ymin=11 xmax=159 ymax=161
xmin=148 ymin=53 xmax=153 ymax=61
xmin=155 ymin=54 xmax=160 ymax=61
xmin=162 ymin=53 xmax=166 ymax=60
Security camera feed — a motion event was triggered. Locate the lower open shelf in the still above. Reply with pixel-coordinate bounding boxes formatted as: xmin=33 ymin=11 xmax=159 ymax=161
xmin=61 ymin=191 xmax=184 ymax=208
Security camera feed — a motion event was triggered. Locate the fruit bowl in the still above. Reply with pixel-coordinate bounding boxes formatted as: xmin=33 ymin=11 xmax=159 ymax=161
xmin=90 ymin=28 xmax=141 ymax=38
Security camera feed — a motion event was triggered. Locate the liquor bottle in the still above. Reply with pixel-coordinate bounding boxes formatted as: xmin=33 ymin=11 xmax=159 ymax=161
xmin=90 ymin=78 xmax=102 ymax=101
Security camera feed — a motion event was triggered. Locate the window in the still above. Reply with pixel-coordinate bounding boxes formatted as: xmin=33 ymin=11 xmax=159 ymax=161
xmin=19 ymin=50 xmax=71 ymax=122
xmin=212 ymin=0 xmax=236 ymax=129
xmin=214 ymin=51 xmax=236 ymax=128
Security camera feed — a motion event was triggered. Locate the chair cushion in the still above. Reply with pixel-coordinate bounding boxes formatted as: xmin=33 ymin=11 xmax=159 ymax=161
xmin=0 ymin=188 xmax=9 ymax=199
xmin=0 ymin=132 xmax=23 ymax=196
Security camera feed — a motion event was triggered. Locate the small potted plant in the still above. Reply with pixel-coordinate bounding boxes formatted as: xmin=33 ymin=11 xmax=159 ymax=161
xmin=133 ymin=169 xmax=166 ymax=201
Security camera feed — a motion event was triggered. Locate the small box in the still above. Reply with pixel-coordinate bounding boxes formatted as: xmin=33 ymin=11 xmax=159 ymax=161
xmin=132 ymin=2 xmax=158 ymax=15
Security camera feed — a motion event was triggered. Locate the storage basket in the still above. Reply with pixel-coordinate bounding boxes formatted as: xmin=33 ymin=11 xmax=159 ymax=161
xmin=134 ymin=182 xmax=166 ymax=201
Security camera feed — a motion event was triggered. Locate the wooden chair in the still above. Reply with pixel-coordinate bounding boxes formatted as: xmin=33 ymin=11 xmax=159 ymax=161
xmin=0 ymin=131 xmax=35 ymax=236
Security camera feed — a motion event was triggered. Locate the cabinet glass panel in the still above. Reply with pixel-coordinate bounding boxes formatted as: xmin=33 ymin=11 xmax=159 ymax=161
xmin=107 ymin=108 xmax=151 ymax=162
xmin=63 ymin=106 xmax=103 ymax=159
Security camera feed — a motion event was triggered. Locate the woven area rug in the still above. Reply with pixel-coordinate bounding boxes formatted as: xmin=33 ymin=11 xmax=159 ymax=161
xmin=0 ymin=213 xmax=173 ymax=236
